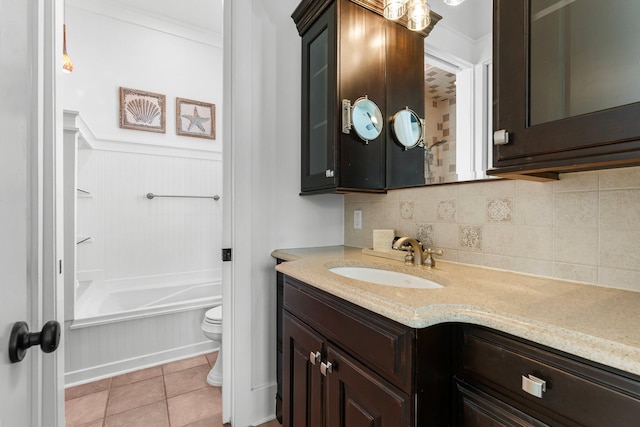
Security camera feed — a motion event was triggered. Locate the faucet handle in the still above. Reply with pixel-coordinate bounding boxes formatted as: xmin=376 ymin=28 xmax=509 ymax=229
xmin=423 ymin=248 xmax=444 ymax=268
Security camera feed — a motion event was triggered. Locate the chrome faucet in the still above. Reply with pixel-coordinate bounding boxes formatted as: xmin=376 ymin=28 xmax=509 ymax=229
xmin=393 ymin=237 xmax=444 ymax=268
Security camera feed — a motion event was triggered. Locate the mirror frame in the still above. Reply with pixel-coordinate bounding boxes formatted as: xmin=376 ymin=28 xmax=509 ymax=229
xmin=342 ymin=96 xmax=384 ymax=143
xmin=391 ymin=107 xmax=424 ymax=150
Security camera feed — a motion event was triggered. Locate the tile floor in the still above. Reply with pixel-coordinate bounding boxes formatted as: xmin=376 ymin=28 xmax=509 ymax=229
xmin=65 ymin=352 xmax=281 ymax=427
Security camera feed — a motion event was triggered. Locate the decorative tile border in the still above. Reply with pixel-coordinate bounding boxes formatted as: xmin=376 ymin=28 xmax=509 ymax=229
xmin=459 ymin=225 xmax=482 ymax=251
xmin=417 ymin=223 xmax=434 ymax=247
xmin=438 ymin=199 xmax=456 ymax=222
xmin=400 ymin=201 xmax=415 ymax=220
xmin=487 ymin=198 xmax=513 ymax=223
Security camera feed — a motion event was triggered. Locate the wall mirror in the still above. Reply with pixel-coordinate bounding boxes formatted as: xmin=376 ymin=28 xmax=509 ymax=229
xmin=391 ymin=0 xmax=493 ymax=187
xmin=343 ymin=96 xmax=384 ymax=143
xmin=391 ymin=108 xmax=424 ymax=150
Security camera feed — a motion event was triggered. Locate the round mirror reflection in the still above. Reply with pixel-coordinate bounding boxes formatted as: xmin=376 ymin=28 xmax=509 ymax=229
xmin=392 ymin=108 xmax=423 ymax=150
xmin=351 ymin=97 xmax=383 ymax=142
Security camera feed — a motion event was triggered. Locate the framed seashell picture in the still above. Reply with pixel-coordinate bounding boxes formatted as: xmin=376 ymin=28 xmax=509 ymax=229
xmin=119 ymin=87 xmax=166 ymax=133
xmin=176 ymin=98 xmax=216 ymax=140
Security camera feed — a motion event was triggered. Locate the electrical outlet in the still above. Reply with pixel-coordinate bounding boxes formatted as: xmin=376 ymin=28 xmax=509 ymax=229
xmin=353 ymin=209 xmax=362 ymax=229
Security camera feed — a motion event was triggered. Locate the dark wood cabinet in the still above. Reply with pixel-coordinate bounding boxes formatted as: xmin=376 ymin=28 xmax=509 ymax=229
xmin=455 ymin=325 xmax=640 ymax=427
xmin=325 ymin=345 xmax=410 ymax=426
xmin=283 ymin=312 xmax=324 ymax=427
xmin=278 ymin=273 xmax=640 ymax=426
xmin=282 ymin=276 xmax=451 ymax=427
xmin=490 ymin=0 xmax=640 ymax=180
xmin=293 ymin=0 xmax=429 ymax=194
xmin=456 ymin=383 xmax=549 ymax=427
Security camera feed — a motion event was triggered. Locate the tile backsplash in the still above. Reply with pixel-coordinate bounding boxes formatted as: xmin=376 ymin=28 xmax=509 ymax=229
xmin=344 ymin=166 xmax=640 ymax=292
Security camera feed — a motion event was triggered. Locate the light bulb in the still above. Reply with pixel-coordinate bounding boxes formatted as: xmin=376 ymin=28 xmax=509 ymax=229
xmin=384 ymin=0 xmax=409 ymax=20
xmin=443 ymin=0 xmax=466 ymax=5
xmin=62 ymin=25 xmax=74 ymax=73
xmin=407 ymin=0 xmax=431 ymax=32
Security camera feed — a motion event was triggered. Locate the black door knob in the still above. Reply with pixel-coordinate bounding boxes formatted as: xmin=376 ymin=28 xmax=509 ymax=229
xmin=8 ymin=320 xmax=61 ymax=363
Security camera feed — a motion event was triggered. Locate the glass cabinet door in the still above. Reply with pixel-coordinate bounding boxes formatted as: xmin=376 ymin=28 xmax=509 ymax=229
xmin=492 ymin=0 xmax=640 ymax=175
xmin=301 ymin=5 xmax=337 ymax=192
xmin=530 ymin=0 xmax=640 ymax=126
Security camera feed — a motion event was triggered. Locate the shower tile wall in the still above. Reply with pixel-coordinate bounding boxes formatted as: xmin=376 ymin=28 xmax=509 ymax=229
xmin=424 ymin=67 xmax=457 ymax=184
xmin=344 ymin=166 xmax=640 ymax=292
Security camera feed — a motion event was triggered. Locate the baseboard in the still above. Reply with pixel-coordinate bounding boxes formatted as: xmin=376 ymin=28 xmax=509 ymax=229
xmin=65 ymin=341 xmax=218 ymax=386
xmin=251 ymin=382 xmax=278 ymax=426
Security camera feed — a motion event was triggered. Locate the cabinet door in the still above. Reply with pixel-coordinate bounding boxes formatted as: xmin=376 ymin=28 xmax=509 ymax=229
xmin=492 ymin=0 xmax=640 ymax=178
xmin=283 ymin=312 xmax=325 ymax=427
xmin=338 ymin=0 xmax=386 ymax=190
xmin=385 ymin=19 xmax=426 ymax=189
xmin=324 ymin=345 xmax=410 ymax=427
xmin=301 ymin=3 xmax=337 ymax=192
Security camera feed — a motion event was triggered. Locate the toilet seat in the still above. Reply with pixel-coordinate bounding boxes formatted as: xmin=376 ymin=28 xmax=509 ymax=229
xmin=204 ymin=305 xmax=222 ymax=324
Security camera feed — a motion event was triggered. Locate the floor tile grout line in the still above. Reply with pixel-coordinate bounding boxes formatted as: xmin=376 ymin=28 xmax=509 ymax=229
xmin=66 ymin=353 xmax=219 ymax=426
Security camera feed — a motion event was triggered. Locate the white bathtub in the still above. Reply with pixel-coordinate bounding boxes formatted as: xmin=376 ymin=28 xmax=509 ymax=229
xmin=71 ymin=274 xmax=222 ymax=329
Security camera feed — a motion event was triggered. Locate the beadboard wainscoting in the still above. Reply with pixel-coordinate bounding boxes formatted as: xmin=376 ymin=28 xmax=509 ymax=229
xmin=75 ymin=147 xmax=222 ymax=288
xmin=345 ymin=166 xmax=640 ymax=292
xmin=64 ymin=307 xmax=218 ymax=386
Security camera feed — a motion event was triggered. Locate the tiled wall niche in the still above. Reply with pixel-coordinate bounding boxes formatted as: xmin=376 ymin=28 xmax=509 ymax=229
xmin=344 ymin=166 xmax=640 ymax=292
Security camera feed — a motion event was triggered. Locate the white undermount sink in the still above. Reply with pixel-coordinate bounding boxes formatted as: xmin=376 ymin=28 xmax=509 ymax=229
xmin=329 ymin=266 xmax=443 ymax=289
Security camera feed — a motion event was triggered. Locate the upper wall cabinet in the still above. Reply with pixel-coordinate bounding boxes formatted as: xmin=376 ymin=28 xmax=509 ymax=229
xmin=490 ymin=0 xmax=640 ymax=181
xmin=293 ymin=0 xmax=439 ymax=194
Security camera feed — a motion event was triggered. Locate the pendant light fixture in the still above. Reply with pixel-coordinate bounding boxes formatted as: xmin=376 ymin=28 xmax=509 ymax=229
xmin=383 ymin=0 xmax=409 ymax=20
xmin=62 ymin=24 xmax=74 ymax=73
xmin=383 ymin=0 xmax=431 ymax=32
xmin=407 ymin=0 xmax=431 ymax=32
xmin=443 ymin=0 xmax=466 ymax=5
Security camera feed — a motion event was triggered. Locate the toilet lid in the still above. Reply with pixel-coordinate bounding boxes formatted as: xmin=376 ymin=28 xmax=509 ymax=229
xmin=205 ymin=305 xmax=222 ymax=322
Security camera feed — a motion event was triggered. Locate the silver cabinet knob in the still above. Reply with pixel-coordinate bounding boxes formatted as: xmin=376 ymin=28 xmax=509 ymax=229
xmin=494 ymin=129 xmax=510 ymax=145
xmin=521 ymin=374 xmax=546 ymax=398
xmin=320 ymin=361 xmax=333 ymax=376
xmin=309 ymin=351 xmax=321 ymax=365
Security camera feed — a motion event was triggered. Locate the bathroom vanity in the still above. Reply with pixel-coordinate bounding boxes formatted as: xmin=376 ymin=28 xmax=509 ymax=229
xmin=273 ymin=246 xmax=640 ymax=426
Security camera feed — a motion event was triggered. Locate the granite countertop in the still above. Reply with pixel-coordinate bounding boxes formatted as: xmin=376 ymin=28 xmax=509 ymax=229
xmin=272 ymin=245 xmax=640 ymax=377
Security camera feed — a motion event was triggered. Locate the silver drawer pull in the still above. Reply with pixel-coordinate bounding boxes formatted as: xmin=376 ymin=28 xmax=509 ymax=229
xmin=309 ymin=351 xmax=321 ymax=366
xmin=522 ymin=374 xmax=546 ymax=398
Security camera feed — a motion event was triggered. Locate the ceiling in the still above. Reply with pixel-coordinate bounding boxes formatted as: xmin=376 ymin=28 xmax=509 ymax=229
xmin=103 ymin=0 xmax=491 ymax=43
xmin=102 ymin=0 xmax=223 ymax=35
xmin=430 ymin=0 xmax=492 ymax=41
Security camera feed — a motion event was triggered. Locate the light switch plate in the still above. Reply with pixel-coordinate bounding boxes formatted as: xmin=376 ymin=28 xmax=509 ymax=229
xmin=354 ymin=209 xmax=362 ymax=229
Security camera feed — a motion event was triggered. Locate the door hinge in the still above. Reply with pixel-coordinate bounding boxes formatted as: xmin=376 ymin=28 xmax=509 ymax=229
xmin=59 ymin=259 xmax=63 ymax=274
xmin=222 ymin=248 xmax=232 ymax=262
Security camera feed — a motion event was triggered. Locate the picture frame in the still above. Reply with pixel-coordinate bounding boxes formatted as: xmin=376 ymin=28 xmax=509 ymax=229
xmin=119 ymin=87 xmax=166 ymax=133
xmin=176 ymin=97 xmax=216 ymax=140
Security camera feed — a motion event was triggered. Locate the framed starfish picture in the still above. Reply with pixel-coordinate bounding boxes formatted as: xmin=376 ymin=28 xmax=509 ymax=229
xmin=176 ymin=98 xmax=216 ymax=140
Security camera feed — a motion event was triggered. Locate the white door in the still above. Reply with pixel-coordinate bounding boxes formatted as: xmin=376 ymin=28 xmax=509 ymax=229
xmin=0 ymin=1 xmax=64 ymax=426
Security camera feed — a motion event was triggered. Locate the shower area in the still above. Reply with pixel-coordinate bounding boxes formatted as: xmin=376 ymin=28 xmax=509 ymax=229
xmin=62 ymin=2 xmax=224 ymax=385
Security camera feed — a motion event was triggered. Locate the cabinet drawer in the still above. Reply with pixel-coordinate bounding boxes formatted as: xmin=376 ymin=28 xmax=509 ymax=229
xmin=459 ymin=327 xmax=640 ymax=427
xmin=284 ymin=277 xmax=413 ymax=393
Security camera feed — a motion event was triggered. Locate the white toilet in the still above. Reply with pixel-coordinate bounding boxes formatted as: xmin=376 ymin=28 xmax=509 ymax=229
xmin=201 ymin=305 xmax=223 ymax=386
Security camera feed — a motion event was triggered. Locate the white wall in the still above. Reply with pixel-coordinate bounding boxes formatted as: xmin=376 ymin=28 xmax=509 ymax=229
xmin=226 ymin=0 xmax=344 ymax=424
xmin=63 ymin=5 xmax=224 ymax=294
xmin=64 ymin=2 xmax=223 ymax=152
